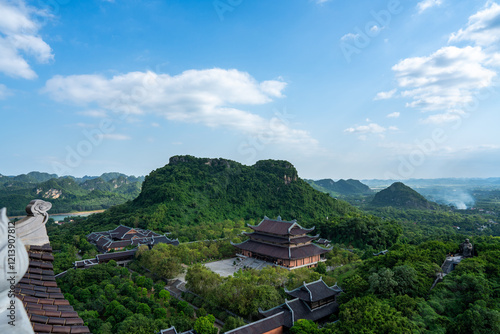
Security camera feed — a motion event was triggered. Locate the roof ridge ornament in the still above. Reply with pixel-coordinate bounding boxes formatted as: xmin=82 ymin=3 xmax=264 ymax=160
xmin=15 ymin=200 xmax=52 ymax=246
xmin=302 ymin=281 xmax=313 ymax=301
xmin=0 ymin=208 xmax=35 ymax=333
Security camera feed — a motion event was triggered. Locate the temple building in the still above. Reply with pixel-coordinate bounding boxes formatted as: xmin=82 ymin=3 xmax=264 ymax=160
xmin=159 ymin=277 xmax=342 ymax=334
xmin=232 ymin=216 xmax=332 ymax=269
xmin=87 ymin=225 xmax=179 ymax=252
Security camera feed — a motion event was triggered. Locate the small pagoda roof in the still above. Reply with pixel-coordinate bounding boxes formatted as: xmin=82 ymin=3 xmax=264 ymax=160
xmin=316 ymin=238 xmax=331 ymax=245
xmin=284 ymin=277 xmax=342 ymax=302
xmin=248 ymin=216 xmax=315 ymax=236
xmin=232 ymin=240 xmax=331 ymax=260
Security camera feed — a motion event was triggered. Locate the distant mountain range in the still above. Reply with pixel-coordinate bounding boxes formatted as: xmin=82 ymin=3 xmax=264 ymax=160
xmin=305 ymin=178 xmax=372 ymax=196
xmin=362 ymin=178 xmax=500 ymax=189
xmin=1 ymin=172 xmax=144 ymax=216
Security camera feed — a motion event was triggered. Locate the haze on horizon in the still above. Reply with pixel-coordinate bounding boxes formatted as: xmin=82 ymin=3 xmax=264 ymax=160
xmin=1 ymin=0 xmax=499 ymax=180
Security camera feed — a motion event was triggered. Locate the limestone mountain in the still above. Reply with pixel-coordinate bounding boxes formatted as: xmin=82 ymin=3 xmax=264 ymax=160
xmin=371 ymin=182 xmax=437 ymax=209
xmin=88 ymin=155 xmax=358 ymax=231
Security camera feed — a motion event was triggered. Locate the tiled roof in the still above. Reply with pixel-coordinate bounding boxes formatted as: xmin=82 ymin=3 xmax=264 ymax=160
xmin=286 ymin=298 xmax=338 ymax=322
xmin=88 ymin=225 xmax=177 ymax=251
xmin=224 ymin=311 xmax=289 ymax=334
xmin=15 ymin=244 xmax=91 ymax=334
xmin=233 ymin=240 xmax=330 ymax=260
xmin=259 ymin=297 xmax=339 ymax=324
xmin=248 ymin=217 xmax=315 ymax=236
xmin=159 ymin=326 xmax=178 ymax=334
xmin=285 ymin=278 xmax=342 ymax=302
xmin=109 ymin=225 xmax=134 ymax=239
xmin=151 ymin=235 xmax=180 ymax=246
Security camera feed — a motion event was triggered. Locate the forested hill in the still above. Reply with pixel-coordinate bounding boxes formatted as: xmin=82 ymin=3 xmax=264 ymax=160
xmin=307 ymin=178 xmax=372 ymax=196
xmin=371 ymin=182 xmax=437 ymax=209
xmin=87 ymin=156 xmax=359 ymax=234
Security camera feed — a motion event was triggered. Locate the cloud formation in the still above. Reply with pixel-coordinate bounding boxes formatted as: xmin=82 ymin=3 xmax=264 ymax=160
xmin=393 ymin=46 xmax=496 ymax=111
xmin=449 ymin=2 xmax=500 ymax=46
xmin=43 ymin=68 xmax=318 ymax=147
xmin=387 ymin=112 xmax=400 ymax=118
xmin=345 ymin=122 xmax=398 ymax=141
xmin=417 ymin=0 xmax=443 ymax=14
xmin=383 ymin=2 xmax=500 ymax=123
xmin=374 ymin=89 xmax=397 ymax=100
xmin=0 ymin=1 xmax=53 ymax=79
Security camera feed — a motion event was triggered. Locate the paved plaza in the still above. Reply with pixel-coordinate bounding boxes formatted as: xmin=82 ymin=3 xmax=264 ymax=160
xmin=204 ymin=257 xmax=273 ymax=277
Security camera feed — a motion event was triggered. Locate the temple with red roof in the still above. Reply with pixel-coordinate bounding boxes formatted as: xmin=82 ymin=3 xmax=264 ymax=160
xmin=232 ymin=216 xmax=332 ymax=269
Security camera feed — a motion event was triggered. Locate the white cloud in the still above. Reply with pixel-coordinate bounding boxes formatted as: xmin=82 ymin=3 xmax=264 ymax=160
xmin=100 ymin=134 xmax=131 ymax=140
xmin=392 ymin=46 xmax=496 ymax=111
xmin=345 ymin=122 xmax=398 ymax=140
xmin=340 ymin=33 xmax=360 ymax=41
xmin=43 ymin=68 xmax=318 ymax=148
xmin=259 ymin=80 xmax=287 ymax=98
xmin=421 ymin=110 xmax=465 ymax=124
xmin=449 ymin=2 xmax=500 ymax=46
xmin=314 ymin=0 xmax=331 ymax=4
xmin=78 ymin=110 xmax=108 ymax=118
xmin=370 ymin=25 xmax=381 ymax=33
xmin=486 ymin=52 xmax=500 ymax=66
xmin=417 ymin=0 xmax=443 ymax=14
xmin=151 ymin=122 xmax=160 ymax=127
xmin=387 ymin=112 xmax=400 ymax=118
xmin=345 ymin=123 xmax=388 ymax=134
xmin=374 ymin=89 xmax=397 ymax=100
xmin=0 ymin=1 xmax=53 ymax=79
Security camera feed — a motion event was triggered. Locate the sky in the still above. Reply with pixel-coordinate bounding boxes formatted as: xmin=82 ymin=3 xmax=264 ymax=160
xmin=1 ymin=0 xmax=500 ymax=180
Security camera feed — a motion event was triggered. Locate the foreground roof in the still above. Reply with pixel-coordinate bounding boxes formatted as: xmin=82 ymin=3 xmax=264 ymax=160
xmin=15 ymin=244 xmax=91 ymax=334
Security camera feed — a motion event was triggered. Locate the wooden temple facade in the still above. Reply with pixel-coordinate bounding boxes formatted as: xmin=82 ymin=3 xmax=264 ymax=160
xmin=232 ymin=216 xmax=331 ymax=269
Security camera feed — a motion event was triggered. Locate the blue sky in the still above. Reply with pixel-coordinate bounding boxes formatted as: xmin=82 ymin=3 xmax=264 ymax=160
xmin=1 ymin=0 xmax=500 ymax=179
